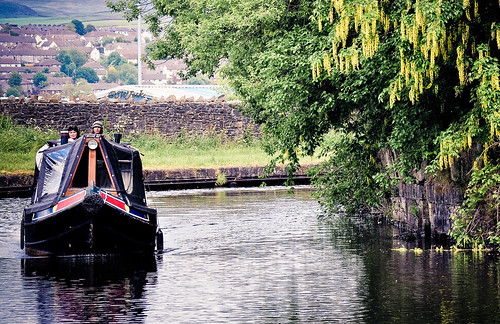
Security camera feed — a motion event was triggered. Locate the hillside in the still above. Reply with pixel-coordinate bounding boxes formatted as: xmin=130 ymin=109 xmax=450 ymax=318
xmin=0 ymin=0 xmax=123 ymax=20
xmin=0 ymin=1 xmax=42 ymax=18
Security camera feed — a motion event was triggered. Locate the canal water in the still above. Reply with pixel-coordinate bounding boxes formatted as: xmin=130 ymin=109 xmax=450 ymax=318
xmin=1 ymin=186 xmax=500 ymax=323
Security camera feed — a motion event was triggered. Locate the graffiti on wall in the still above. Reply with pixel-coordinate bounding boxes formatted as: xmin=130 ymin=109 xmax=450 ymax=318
xmin=106 ymin=90 xmax=152 ymax=102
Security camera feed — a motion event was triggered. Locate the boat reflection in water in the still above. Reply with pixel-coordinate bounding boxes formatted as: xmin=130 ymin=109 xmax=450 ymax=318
xmin=21 ymin=254 xmax=158 ymax=323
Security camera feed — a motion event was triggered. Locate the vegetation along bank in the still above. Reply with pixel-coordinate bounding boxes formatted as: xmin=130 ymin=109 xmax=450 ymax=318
xmin=106 ymin=0 xmax=500 ymax=249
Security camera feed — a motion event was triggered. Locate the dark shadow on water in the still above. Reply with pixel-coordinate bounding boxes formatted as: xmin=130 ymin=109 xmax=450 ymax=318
xmin=21 ymin=254 xmax=160 ymax=323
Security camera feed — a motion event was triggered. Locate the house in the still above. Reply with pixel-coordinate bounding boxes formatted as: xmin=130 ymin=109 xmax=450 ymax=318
xmin=90 ymin=48 xmax=101 ymax=62
xmin=0 ymin=34 xmax=36 ymax=48
xmin=154 ymin=59 xmax=187 ymax=84
xmin=1 ymin=44 xmax=58 ymax=64
xmin=90 ymin=81 xmax=119 ymax=92
xmin=38 ymin=83 xmax=64 ymax=96
xmin=0 ymin=57 xmax=21 ymax=67
xmin=36 ymin=58 xmax=61 ymax=69
xmin=46 ymin=76 xmax=73 ymax=86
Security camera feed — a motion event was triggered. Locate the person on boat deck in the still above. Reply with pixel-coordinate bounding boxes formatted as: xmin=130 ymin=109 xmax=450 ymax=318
xmin=36 ymin=126 xmax=79 ymax=170
xmin=92 ymin=120 xmax=104 ymax=134
xmin=68 ymin=126 xmax=80 ymax=142
xmin=90 ymin=120 xmax=113 ymax=187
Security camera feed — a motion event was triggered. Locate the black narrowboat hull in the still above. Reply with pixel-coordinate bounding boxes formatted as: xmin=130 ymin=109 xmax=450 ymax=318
xmin=23 ymin=189 xmax=159 ymax=256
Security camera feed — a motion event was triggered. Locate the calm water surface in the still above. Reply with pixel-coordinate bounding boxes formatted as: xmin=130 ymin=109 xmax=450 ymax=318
xmin=1 ymin=186 xmax=499 ymax=323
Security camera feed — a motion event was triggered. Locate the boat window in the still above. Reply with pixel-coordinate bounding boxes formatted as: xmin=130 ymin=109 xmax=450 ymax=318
xmin=96 ymin=148 xmax=112 ymax=188
xmin=70 ymin=145 xmax=113 ymax=189
xmin=71 ymin=147 xmax=89 ymax=187
xmin=119 ymin=159 xmax=133 ymax=193
xmin=40 ymin=145 xmax=72 ymax=198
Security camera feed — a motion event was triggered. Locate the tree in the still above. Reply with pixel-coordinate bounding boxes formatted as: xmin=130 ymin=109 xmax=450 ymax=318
xmin=33 ymin=72 xmax=47 ymax=88
xmin=104 ymin=65 xmax=119 ymax=83
xmin=71 ymin=19 xmax=85 ymax=35
xmin=84 ymin=24 xmax=96 ymax=34
xmin=106 ymin=51 xmax=126 ymax=67
xmin=186 ymin=75 xmax=211 ymax=85
xmin=5 ymin=87 xmax=20 ymax=97
xmin=109 ymin=0 xmax=500 ymax=247
xmin=62 ymin=79 xmax=93 ymax=97
xmin=74 ymin=67 xmax=99 ymax=83
xmin=117 ymin=63 xmax=137 ymax=85
xmin=8 ymin=71 xmax=21 ymax=87
xmin=56 ymin=49 xmax=88 ymax=77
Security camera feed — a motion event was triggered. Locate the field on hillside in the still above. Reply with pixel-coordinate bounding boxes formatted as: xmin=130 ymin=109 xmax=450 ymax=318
xmin=11 ymin=0 xmax=119 ymax=18
xmin=0 ymin=0 xmax=134 ymax=27
xmin=0 ymin=17 xmax=135 ymax=28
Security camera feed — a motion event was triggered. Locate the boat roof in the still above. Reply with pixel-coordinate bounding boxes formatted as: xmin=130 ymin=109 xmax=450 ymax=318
xmin=25 ymin=135 xmax=151 ymax=215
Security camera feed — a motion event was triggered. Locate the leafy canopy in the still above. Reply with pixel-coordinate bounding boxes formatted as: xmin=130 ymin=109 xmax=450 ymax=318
xmin=8 ymin=71 xmax=21 ymax=87
xmin=56 ymin=49 xmax=88 ymax=77
xmin=33 ymin=72 xmax=48 ymax=88
xmin=74 ymin=67 xmax=99 ymax=83
xmin=109 ymin=0 xmax=500 ymax=246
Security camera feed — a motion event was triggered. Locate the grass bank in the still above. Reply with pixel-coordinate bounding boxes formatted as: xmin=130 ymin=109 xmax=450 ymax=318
xmin=0 ymin=117 xmax=321 ymax=175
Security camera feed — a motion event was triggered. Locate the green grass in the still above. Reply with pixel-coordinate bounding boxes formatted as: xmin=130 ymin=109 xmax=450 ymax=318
xmin=127 ymin=132 xmax=320 ymax=169
xmin=0 ymin=115 xmax=57 ymax=174
xmin=0 ymin=118 xmax=322 ymax=175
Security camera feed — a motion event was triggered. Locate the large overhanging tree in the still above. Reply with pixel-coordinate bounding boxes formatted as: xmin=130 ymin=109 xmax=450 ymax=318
xmin=108 ymin=0 xmax=500 ymax=247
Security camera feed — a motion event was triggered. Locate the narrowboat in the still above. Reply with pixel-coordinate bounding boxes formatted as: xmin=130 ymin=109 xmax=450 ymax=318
xmin=21 ymin=133 xmax=163 ymax=256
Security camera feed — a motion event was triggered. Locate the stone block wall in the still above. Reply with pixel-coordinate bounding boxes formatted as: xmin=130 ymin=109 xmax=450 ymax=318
xmin=378 ymin=150 xmax=464 ymax=239
xmin=391 ymin=182 xmax=462 ymax=238
xmin=0 ymin=98 xmax=259 ymax=139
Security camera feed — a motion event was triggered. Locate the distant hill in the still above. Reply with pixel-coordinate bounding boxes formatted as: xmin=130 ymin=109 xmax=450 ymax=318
xmin=7 ymin=0 xmax=122 ymax=19
xmin=0 ymin=1 xmax=42 ymax=18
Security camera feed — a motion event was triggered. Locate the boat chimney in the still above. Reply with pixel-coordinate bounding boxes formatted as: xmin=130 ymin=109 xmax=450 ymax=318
xmin=60 ymin=130 xmax=68 ymax=145
xmin=113 ymin=133 xmax=122 ymax=143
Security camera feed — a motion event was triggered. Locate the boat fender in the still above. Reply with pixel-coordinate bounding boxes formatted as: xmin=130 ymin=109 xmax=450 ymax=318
xmin=20 ymin=217 xmax=24 ymax=250
xmin=156 ymin=229 xmax=164 ymax=252
xmin=82 ymin=192 xmax=104 ymax=214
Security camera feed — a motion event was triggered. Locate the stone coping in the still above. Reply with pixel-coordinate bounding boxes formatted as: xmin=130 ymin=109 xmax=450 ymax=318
xmin=0 ymin=164 xmax=314 ymax=197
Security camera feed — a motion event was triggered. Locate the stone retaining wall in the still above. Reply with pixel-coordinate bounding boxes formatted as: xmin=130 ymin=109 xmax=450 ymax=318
xmin=0 ymin=98 xmax=259 ymax=139
xmin=378 ymin=150 xmax=463 ymax=239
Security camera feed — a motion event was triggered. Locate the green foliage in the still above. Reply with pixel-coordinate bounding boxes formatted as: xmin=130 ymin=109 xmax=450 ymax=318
xmin=56 ymin=49 xmax=88 ymax=77
xmin=215 ymin=173 xmax=227 ymax=186
xmin=117 ymin=63 xmax=137 ymax=85
xmin=101 ymin=52 xmax=137 ymax=84
xmin=5 ymin=87 xmax=20 ymax=97
xmin=0 ymin=115 xmax=56 ymax=155
xmin=109 ymin=0 xmax=500 ymax=245
xmin=450 ymin=164 xmax=500 ymax=248
xmin=62 ymin=79 xmax=93 ymax=97
xmin=186 ymin=75 xmax=211 ymax=85
xmin=71 ymin=19 xmax=85 ymax=35
xmin=84 ymin=24 xmax=96 ymax=34
xmin=0 ymin=116 xmax=58 ymax=173
xmin=73 ymin=67 xmax=99 ymax=83
xmin=104 ymin=66 xmax=119 ymax=83
xmin=8 ymin=71 xmax=21 ymax=87
xmin=310 ymin=132 xmax=388 ymax=215
xmin=102 ymin=37 xmax=114 ymax=47
xmin=106 ymin=51 xmax=126 ymax=67
xmin=33 ymin=72 xmax=47 ymax=88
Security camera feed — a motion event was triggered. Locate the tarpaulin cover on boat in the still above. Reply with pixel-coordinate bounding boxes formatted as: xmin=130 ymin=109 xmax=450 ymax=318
xmin=25 ymin=135 xmax=153 ymax=215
